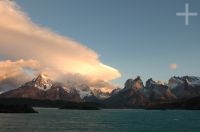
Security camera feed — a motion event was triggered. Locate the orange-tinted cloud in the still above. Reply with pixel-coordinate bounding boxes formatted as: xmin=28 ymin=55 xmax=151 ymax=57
xmin=0 ymin=0 xmax=121 ymax=92
xmin=170 ymin=63 xmax=178 ymax=70
xmin=0 ymin=59 xmax=40 ymax=92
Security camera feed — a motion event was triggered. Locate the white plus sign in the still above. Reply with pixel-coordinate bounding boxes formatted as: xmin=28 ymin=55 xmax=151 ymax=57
xmin=176 ymin=3 xmax=198 ymax=25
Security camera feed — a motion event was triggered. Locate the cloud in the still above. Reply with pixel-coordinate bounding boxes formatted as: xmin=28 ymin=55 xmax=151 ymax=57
xmin=0 ymin=0 xmax=121 ymax=92
xmin=170 ymin=63 xmax=178 ymax=70
xmin=0 ymin=59 xmax=40 ymax=92
xmin=58 ymin=73 xmax=117 ymax=93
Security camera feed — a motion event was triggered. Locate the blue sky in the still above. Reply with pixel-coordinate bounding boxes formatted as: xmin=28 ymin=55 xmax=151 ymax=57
xmin=15 ymin=0 xmax=200 ymax=86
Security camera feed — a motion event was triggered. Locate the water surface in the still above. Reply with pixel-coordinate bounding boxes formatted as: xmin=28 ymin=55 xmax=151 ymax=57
xmin=0 ymin=108 xmax=199 ymax=132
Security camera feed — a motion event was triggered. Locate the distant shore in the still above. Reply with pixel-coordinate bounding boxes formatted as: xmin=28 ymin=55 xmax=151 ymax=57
xmin=0 ymin=104 xmax=38 ymax=113
xmin=0 ymin=97 xmax=200 ymax=111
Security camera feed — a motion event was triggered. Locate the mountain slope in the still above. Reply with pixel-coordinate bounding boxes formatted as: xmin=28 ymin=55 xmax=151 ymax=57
xmin=105 ymin=76 xmax=200 ymax=108
xmin=104 ymin=76 xmax=148 ymax=108
xmin=0 ymin=74 xmax=113 ymax=102
xmin=0 ymin=74 xmax=82 ymax=102
xmin=169 ymin=76 xmax=200 ymax=98
xmin=1 ymin=75 xmax=200 ymax=108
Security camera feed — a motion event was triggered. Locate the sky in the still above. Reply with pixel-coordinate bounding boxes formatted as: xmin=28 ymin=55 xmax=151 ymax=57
xmin=1 ymin=0 xmax=200 ymax=89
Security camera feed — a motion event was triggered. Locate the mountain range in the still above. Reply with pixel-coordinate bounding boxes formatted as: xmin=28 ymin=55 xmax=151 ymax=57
xmin=104 ymin=76 xmax=200 ymax=108
xmin=0 ymin=74 xmax=111 ymax=102
xmin=0 ymin=74 xmax=200 ymax=108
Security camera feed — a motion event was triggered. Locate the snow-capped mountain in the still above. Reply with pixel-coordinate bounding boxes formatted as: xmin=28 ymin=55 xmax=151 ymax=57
xmin=1 ymin=74 xmax=200 ymax=107
xmin=0 ymin=74 xmax=113 ymax=102
xmin=0 ymin=75 xmax=81 ymax=102
xmin=91 ymin=88 xmax=111 ymax=99
xmin=105 ymin=76 xmax=200 ymax=107
xmin=74 ymin=84 xmax=93 ymax=99
xmin=168 ymin=76 xmax=200 ymax=99
xmin=145 ymin=78 xmax=176 ymax=101
xmin=168 ymin=76 xmax=185 ymax=89
xmin=24 ymin=74 xmax=53 ymax=91
xmin=168 ymin=76 xmax=200 ymax=89
xmin=124 ymin=76 xmax=144 ymax=90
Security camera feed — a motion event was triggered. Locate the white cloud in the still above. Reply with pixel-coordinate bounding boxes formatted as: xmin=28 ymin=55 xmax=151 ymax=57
xmin=0 ymin=0 xmax=121 ymax=92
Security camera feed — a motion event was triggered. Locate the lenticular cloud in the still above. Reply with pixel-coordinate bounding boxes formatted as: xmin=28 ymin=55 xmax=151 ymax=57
xmin=0 ymin=0 xmax=121 ymax=91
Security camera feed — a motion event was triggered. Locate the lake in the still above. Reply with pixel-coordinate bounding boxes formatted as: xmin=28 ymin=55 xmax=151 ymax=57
xmin=0 ymin=108 xmax=200 ymax=132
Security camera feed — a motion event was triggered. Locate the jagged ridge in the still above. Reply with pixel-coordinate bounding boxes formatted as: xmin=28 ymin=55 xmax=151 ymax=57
xmin=104 ymin=76 xmax=200 ymax=108
xmin=0 ymin=74 xmax=112 ymax=102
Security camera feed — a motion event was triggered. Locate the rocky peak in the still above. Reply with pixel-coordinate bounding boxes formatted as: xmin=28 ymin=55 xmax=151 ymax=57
xmin=145 ymin=78 xmax=156 ymax=88
xmin=124 ymin=79 xmax=134 ymax=89
xmin=31 ymin=74 xmax=53 ymax=91
xmin=92 ymin=88 xmax=110 ymax=99
xmin=34 ymin=74 xmax=51 ymax=83
xmin=125 ymin=76 xmax=144 ymax=90
xmin=146 ymin=78 xmax=168 ymax=89
xmin=182 ymin=76 xmax=200 ymax=82
xmin=168 ymin=76 xmax=184 ymax=89
xmin=134 ymin=76 xmax=142 ymax=82
xmin=133 ymin=76 xmax=144 ymax=89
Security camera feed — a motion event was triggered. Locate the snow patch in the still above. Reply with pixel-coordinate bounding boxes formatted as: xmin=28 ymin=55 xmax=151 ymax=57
xmin=187 ymin=79 xmax=200 ymax=86
xmin=62 ymin=86 xmax=72 ymax=93
xmin=76 ymin=89 xmax=92 ymax=99
xmin=168 ymin=77 xmax=184 ymax=89
xmin=32 ymin=74 xmax=53 ymax=91
xmin=34 ymin=83 xmax=52 ymax=91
